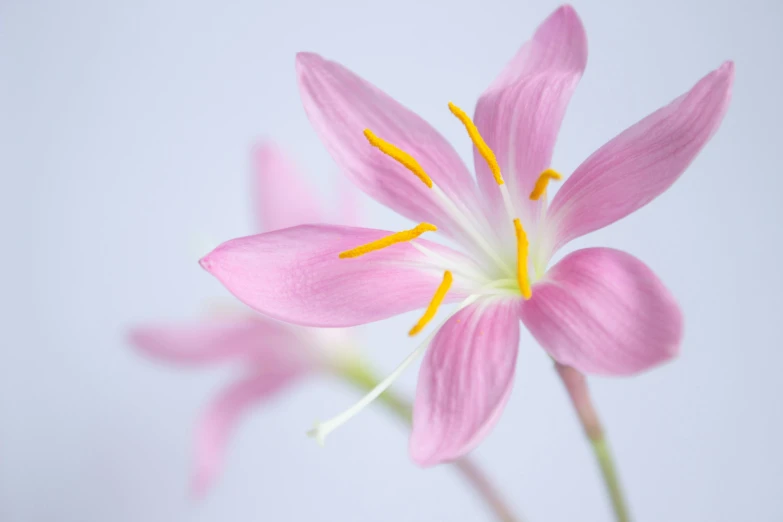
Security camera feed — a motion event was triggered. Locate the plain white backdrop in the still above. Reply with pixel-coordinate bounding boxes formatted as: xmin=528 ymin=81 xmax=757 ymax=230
xmin=2 ymin=0 xmax=782 ymax=520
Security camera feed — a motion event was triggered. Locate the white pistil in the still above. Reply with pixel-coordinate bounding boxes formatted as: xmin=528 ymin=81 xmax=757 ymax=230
xmin=306 ymin=275 xmax=525 ymax=446
xmin=307 ymin=294 xmax=481 ymax=446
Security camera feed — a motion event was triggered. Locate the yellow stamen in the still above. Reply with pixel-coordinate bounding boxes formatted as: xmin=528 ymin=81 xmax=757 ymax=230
xmin=363 ymin=129 xmax=433 ymax=188
xmin=529 ymin=169 xmax=562 ymax=200
xmin=409 ymin=271 xmax=453 ymax=336
xmin=448 ymin=102 xmax=504 ymax=185
xmin=513 ymin=218 xmax=532 ymax=299
xmin=339 ymin=223 xmax=437 ymax=259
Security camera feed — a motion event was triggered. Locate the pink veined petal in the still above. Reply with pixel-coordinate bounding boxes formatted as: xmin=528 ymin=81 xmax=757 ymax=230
xmin=296 ymin=52 xmax=491 ymax=249
xmin=129 ymin=317 xmax=313 ymax=367
xmin=410 ymin=298 xmax=521 ymax=466
xmin=199 ymin=224 xmax=476 ymax=327
xmin=544 ymin=61 xmax=735 ymax=255
xmin=252 ymin=142 xmax=325 ymax=233
xmin=191 ymin=370 xmax=302 ymax=496
xmin=474 ymin=5 xmax=587 ymax=230
xmin=520 ymin=248 xmax=683 ymax=376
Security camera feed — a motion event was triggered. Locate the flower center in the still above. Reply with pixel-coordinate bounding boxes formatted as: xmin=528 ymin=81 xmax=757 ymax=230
xmin=306 ymin=104 xmax=562 ymax=446
xmin=338 ymin=102 xmax=568 ymax=320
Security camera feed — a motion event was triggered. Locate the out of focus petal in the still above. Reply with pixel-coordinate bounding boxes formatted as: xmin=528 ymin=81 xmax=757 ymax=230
xmin=191 ymin=371 xmax=301 ymax=496
xmin=252 ymin=142 xmax=325 ymax=233
xmin=335 ymin=173 xmax=361 ymax=226
xmin=130 ymin=317 xmax=313 ymax=368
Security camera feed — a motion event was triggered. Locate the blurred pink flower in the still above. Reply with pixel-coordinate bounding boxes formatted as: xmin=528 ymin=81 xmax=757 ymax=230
xmin=199 ymin=6 xmax=734 ymax=465
xmin=131 ymin=144 xmax=357 ymax=495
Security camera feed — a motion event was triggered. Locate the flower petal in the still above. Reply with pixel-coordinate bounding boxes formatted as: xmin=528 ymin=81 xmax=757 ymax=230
xmin=192 ymin=371 xmax=300 ymax=496
xmin=252 ymin=142 xmax=325 ymax=233
xmin=474 ymin=5 xmax=587 ymax=229
xmin=544 ymin=61 xmax=734 ymax=254
xmin=520 ymin=248 xmax=683 ymax=376
xmin=200 ymin=224 xmax=477 ymax=327
xmin=129 ymin=317 xmax=311 ymax=367
xmin=410 ymin=298 xmax=520 ymax=466
xmin=296 ymin=53 xmax=490 ymax=248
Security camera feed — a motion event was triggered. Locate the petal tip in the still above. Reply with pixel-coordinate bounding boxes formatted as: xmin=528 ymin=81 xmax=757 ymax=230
xmin=538 ymin=4 xmax=588 ymax=68
xmin=664 ymin=340 xmax=681 ymax=362
xmin=295 ymin=52 xmax=321 ymax=72
xmin=639 ymin=338 xmax=681 ymax=374
xmin=198 ymin=253 xmax=215 ymax=273
xmin=251 ymin=140 xmax=274 ymax=159
xmin=706 ymin=60 xmax=734 ymax=97
xmin=126 ymin=328 xmax=146 ymax=351
xmin=551 ymin=4 xmax=584 ymax=24
xmin=251 ymin=141 xmax=285 ymax=175
xmin=543 ymin=3 xmax=584 ymax=33
xmin=556 ymin=4 xmax=578 ymax=17
xmin=190 ymin=472 xmax=211 ymax=499
xmin=661 ymin=314 xmax=684 ymax=363
xmin=408 ymin=439 xmax=446 ymax=468
xmin=717 ymin=60 xmax=735 ymax=85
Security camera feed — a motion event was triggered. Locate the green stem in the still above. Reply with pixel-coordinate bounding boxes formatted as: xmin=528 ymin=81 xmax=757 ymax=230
xmin=555 ymin=363 xmax=630 ymax=522
xmin=591 ymin=437 xmax=629 ymax=521
xmin=339 ymin=359 xmax=522 ymax=522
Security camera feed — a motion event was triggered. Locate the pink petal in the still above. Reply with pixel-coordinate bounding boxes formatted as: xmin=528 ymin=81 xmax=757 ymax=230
xmin=544 ymin=61 xmax=735 ymax=254
xmin=296 ymin=53 xmax=490 ymax=248
xmin=200 ymin=224 xmax=474 ymax=327
xmin=192 ymin=371 xmax=300 ymax=496
xmin=474 ymin=5 xmax=587 ymax=229
xmin=410 ymin=298 xmax=520 ymax=466
xmin=129 ymin=317 xmax=311 ymax=367
xmin=252 ymin=142 xmax=325 ymax=233
xmin=520 ymin=248 xmax=683 ymax=376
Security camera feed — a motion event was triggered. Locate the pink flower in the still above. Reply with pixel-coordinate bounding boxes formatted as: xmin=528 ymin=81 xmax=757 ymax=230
xmin=200 ymin=6 xmax=733 ymax=466
xmin=130 ymin=143 xmax=358 ymax=494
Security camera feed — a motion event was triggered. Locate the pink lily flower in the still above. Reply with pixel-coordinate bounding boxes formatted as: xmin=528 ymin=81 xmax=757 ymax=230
xmin=200 ymin=5 xmax=734 ymax=466
xmin=131 ymin=143 xmax=358 ymax=494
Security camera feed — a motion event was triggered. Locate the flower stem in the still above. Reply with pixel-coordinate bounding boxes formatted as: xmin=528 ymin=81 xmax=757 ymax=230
xmin=451 ymin=458 xmax=520 ymax=522
xmin=555 ymin=363 xmax=630 ymax=522
xmin=339 ymin=359 xmax=522 ymax=522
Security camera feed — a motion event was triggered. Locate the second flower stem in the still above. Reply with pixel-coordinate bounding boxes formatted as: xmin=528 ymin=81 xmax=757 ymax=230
xmin=340 ymin=359 xmax=522 ymax=522
xmin=555 ymin=363 xmax=630 ymax=522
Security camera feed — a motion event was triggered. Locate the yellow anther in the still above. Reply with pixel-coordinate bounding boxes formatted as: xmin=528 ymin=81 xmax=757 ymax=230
xmin=409 ymin=271 xmax=453 ymax=336
xmin=363 ymin=129 xmax=433 ymax=188
xmin=448 ymin=102 xmax=504 ymax=185
xmin=339 ymin=223 xmax=437 ymax=259
xmin=529 ymin=169 xmax=563 ymax=200
xmin=513 ymin=218 xmax=532 ymax=299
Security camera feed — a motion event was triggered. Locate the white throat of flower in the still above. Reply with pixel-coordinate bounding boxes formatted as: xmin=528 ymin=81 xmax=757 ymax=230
xmin=307 ymin=102 xmax=561 ymax=445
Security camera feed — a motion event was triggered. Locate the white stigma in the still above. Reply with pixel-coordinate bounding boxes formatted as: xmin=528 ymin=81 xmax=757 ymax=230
xmin=306 ymin=330 xmax=435 ymax=445
xmin=306 ymin=421 xmax=328 ymax=447
xmin=306 ymin=294 xmax=481 ymax=446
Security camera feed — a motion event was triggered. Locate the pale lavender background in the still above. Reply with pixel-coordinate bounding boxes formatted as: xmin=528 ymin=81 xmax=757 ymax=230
xmin=2 ymin=0 xmax=781 ymax=520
